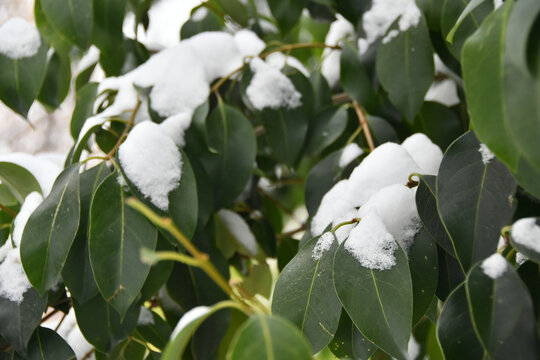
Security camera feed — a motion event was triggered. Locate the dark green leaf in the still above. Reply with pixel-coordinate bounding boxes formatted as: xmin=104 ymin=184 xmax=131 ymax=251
xmin=328 ymin=311 xmax=377 ymax=360
xmin=27 ymin=327 xmax=76 ymax=360
xmin=417 ymin=0 xmax=445 ymax=31
xmin=136 ymin=310 xmax=171 ymax=350
xmin=226 ymin=314 xmax=313 ymax=360
xmin=63 ymin=163 xmax=110 ymax=304
xmin=437 ymin=131 xmax=516 ymax=272
xmin=309 ymin=71 xmax=332 ymax=112
xmin=21 ymin=165 xmax=81 ymax=295
xmin=0 ymin=289 xmax=47 ymax=356
xmin=277 ymin=237 xmax=298 ymax=271
xmin=89 ymin=173 xmax=157 ymax=316
xmin=37 ymin=51 xmax=71 ymax=109
xmin=107 ymin=337 xmax=146 ymax=360
xmin=267 ymin=0 xmax=308 ymax=33
xmin=436 ymin=245 xmax=465 ymax=301
xmin=446 ymin=0 xmax=488 ymax=43
xmin=181 ymin=7 xmax=224 ymax=39
xmin=40 ymin=0 xmax=93 ymax=49
xmin=272 ymin=234 xmax=341 ymax=352
xmin=411 ymin=101 xmax=462 ymax=151
xmin=213 ymin=0 xmax=249 ymax=26
xmin=333 ymin=0 xmax=372 ymax=25
xmin=0 ymin=162 xmax=42 ymax=203
xmin=466 ymin=255 xmax=540 ymax=358
xmin=0 ymin=37 xmax=47 ymax=118
xmin=376 ymin=16 xmax=434 ymax=121
xmin=305 ymin=106 xmax=348 ymax=157
xmin=437 ymin=285 xmax=484 ymax=360
xmin=92 ymin=0 xmax=127 ymax=76
xmin=70 ymin=83 xmax=99 ymax=139
xmin=333 ymin=240 xmax=412 ymax=360
xmin=518 ymin=262 xmax=540 ymax=323
xmin=140 ymin=234 xmax=174 ymax=301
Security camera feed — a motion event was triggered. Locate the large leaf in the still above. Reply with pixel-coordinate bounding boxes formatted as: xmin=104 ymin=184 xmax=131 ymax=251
xmin=462 ymin=1 xmax=518 ymax=169
xmin=0 ymin=37 xmax=47 ymax=118
xmin=40 ymin=0 xmax=93 ymax=49
xmin=62 ymin=163 xmax=110 ymax=303
xmin=333 ymin=240 xmax=412 ymax=360
xmin=0 ymin=289 xmax=47 ymax=356
xmin=21 ymin=165 xmax=81 ymax=295
xmin=437 ymin=285 xmax=484 ymax=360
xmin=72 ymin=293 xmax=139 ymax=352
xmin=89 ymin=172 xmax=157 ymax=316
xmin=466 ymin=255 xmax=540 ymax=358
xmin=92 ymin=0 xmax=127 ymax=75
xmin=328 ymin=311 xmax=377 ymax=360
xmin=202 ymin=103 xmax=256 ymax=209
xmin=272 ymin=234 xmax=342 ymax=353
xmin=437 ymin=131 xmax=516 ymax=272
xmin=267 ymin=0 xmax=308 ymax=33
xmin=376 ymin=16 xmax=434 ymax=121
xmin=226 ymin=314 xmax=313 ymax=360
xmin=0 ymin=162 xmax=42 ymax=203
xmin=436 ymin=246 xmax=465 ymax=301
xmin=26 ymin=327 xmax=76 ymax=360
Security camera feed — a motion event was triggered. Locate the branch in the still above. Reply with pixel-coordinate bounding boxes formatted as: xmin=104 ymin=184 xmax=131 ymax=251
xmin=0 ymin=203 xmax=16 ymax=217
xmin=105 ymin=99 xmax=141 ymax=160
xmin=352 ymin=101 xmax=375 ymax=151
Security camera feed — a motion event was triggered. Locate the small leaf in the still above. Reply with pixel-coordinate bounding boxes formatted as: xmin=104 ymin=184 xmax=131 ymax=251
xmin=272 ymin=234 xmax=342 ymax=353
xmin=305 ymin=106 xmax=349 ymax=157
xmin=376 ymin=16 xmax=434 ymax=121
xmin=328 ymin=310 xmax=377 ymax=360
xmin=267 ymin=0 xmax=308 ymax=33
xmin=437 ymin=131 xmax=516 ymax=272
xmin=0 ymin=162 xmax=42 ymax=203
xmin=89 ymin=173 xmax=157 ymax=316
xmin=93 ymin=0 xmax=127 ymax=76
xmin=21 ymin=165 xmax=81 ymax=295
xmin=71 ymin=82 xmax=99 ymax=139
xmin=40 ymin=0 xmax=93 ymax=49
xmin=37 ymin=51 xmax=71 ymax=109
xmin=26 ymin=327 xmax=76 ymax=360
xmin=446 ymin=0 xmax=488 ymax=43
xmin=333 ymin=241 xmax=412 ymax=360
xmin=226 ymin=314 xmax=313 ymax=360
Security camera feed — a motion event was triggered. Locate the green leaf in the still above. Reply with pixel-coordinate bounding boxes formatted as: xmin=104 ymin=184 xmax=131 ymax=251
xmin=0 ymin=162 xmax=42 ymax=203
xmin=181 ymin=7 xmax=224 ymax=40
xmin=272 ymin=234 xmax=341 ymax=353
xmin=409 ymin=227 xmax=438 ymax=325
xmin=505 ymin=0 xmax=540 ymax=76
xmin=332 ymin=0 xmax=371 ymax=25
xmin=305 ymin=106 xmax=348 ymax=157
xmin=21 ymin=165 xmax=81 ymax=295
xmin=37 ymin=51 xmax=71 ymax=109
xmin=70 ymin=83 xmax=99 ymax=139
xmin=226 ymin=314 xmax=313 ymax=360
xmin=107 ymin=337 xmax=146 ymax=360
xmin=436 ymin=131 xmax=516 ymax=272
xmin=89 ymin=173 xmax=157 ymax=316
xmin=518 ymin=262 xmax=540 ymax=324
xmin=437 ymin=285 xmax=484 ymax=360
xmin=72 ymin=293 xmax=139 ymax=352
xmin=417 ymin=0 xmax=445 ymax=31
xmin=62 ymin=163 xmax=110 ymax=304
xmin=0 ymin=37 xmax=47 ymax=118
xmin=267 ymin=0 xmax=308 ymax=33
xmin=92 ymin=0 xmax=127 ymax=75
xmin=277 ymin=237 xmax=298 ymax=271
xmin=466 ymin=255 xmax=540 ymax=358
xmin=436 ymin=246 xmax=465 ymax=301
xmin=26 ymin=327 xmax=76 ymax=360
xmin=0 ymin=289 xmax=47 ymax=356
xmin=309 ymin=71 xmax=332 ymax=112
xmin=213 ymin=0 xmax=249 ymax=26
xmin=446 ymin=0 xmax=488 ymax=43
xmin=136 ymin=310 xmax=171 ymax=350
xmin=411 ymin=101 xmax=462 ymax=151
xmin=161 ymin=302 xmax=237 ymax=360
xmin=202 ymin=103 xmax=256 ymax=209
xmin=376 ymin=16 xmax=434 ymax=121
xmin=333 ymin=240 xmax=412 ymax=360
xmin=328 ymin=310 xmax=377 ymax=360
xmin=140 ymin=234 xmax=174 ymax=301
xmin=462 ymin=1 xmax=518 ymax=170
xmin=40 ymin=0 xmax=93 ymax=49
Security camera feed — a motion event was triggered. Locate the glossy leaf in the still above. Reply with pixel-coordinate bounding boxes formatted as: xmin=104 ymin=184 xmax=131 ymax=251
xmin=181 ymin=7 xmax=224 ymax=39
xmin=411 ymin=101 xmax=462 ymax=151
xmin=436 ymin=246 xmax=465 ymax=301
xmin=446 ymin=0 xmax=488 ymax=43
xmin=272 ymin=234 xmax=341 ymax=352
xmin=333 ymin=240 xmax=412 ymax=360
xmin=0 ymin=289 xmax=47 ymax=356
xmin=37 ymin=51 xmax=71 ymax=109
xmin=21 ymin=165 xmax=81 ymax=295
xmin=305 ymin=105 xmax=348 ymax=157
xmin=0 ymin=162 xmax=42 ymax=203
xmin=70 ymin=82 xmax=99 ymax=139
xmin=437 ymin=131 xmax=516 ymax=272
xmin=0 ymin=37 xmax=47 ymax=118
xmin=226 ymin=314 xmax=313 ymax=360
xmin=376 ymin=16 xmax=434 ymax=121
xmin=92 ymin=0 xmax=127 ymax=76
xmin=26 ymin=327 xmax=76 ymax=360
xmin=40 ymin=0 xmax=93 ymax=49
xmin=328 ymin=311 xmax=377 ymax=360
xmin=466 ymin=256 xmax=540 ymax=358
xmin=267 ymin=0 xmax=308 ymax=33
xmin=89 ymin=173 xmax=157 ymax=316
xmin=437 ymin=285 xmax=484 ymax=360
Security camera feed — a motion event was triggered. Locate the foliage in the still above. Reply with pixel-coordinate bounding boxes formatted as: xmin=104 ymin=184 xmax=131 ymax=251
xmin=0 ymin=0 xmax=539 ymax=359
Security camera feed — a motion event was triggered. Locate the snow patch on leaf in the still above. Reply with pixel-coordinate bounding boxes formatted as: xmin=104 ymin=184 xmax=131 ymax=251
xmin=171 ymin=306 xmax=210 ymax=339
xmin=511 ymin=218 xmax=540 ymax=254
xmin=218 ymin=209 xmax=258 ymax=256
xmin=478 ymin=144 xmax=495 ymax=164
xmin=481 ymin=253 xmax=508 ymax=279
xmin=0 ymin=17 xmax=41 ymax=59
xmin=138 ymin=307 xmax=155 ymax=325
xmin=312 ymin=232 xmax=335 ymax=260
xmin=339 ymin=143 xmax=363 ymax=168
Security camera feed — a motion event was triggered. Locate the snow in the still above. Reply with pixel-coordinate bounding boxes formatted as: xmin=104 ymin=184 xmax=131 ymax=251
xmin=312 ymin=232 xmax=335 ymax=260
xmin=234 ymin=29 xmax=266 ymax=58
xmin=191 ymin=7 xmax=208 ymax=21
xmin=12 ymin=192 xmax=43 ymax=247
xmin=478 ymin=144 xmax=495 ymax=165
xmin=359 ymin=0 xmax=421 ymax=54
xmin=265 ymin=52 xmax=309 ymax=76
xmin=321 ymin=15 xmax=355 ymax=87
xmin=159 ymin=112 xmax=193 ymax=147
xmin=494 ymin=0 xmax=504 ymax=9
xmin=408 ymin=335 xmax=421 ymax=359
xmin=345 ymin=212 xmax=398 ymax=270
xmin=77 ymin=46 xmax=100 ymax=72
xmin=481 ymin=253 xmax=508 ymax=279
xmin=516 ymin=252 xmax=528 ymax=266
xmin=0 ymin=242 xmax=31 ymax=303
xmin=339 ymin=143 xmax=363 ymax=168
xmin=0 ymin=153 xmax=62 ymax=196
xmin=0 ymin=17 xmax=41 ymax=59
xmin=401 ymin=133 xmax=443 ymax=175
xmin=358 ymin=185 xmax=421 ymax=254
xmin=53 ymin=309 xmax=94 ymax=360
xmin=218 ymin=209 xmax=258 ymax=256
xmin=171 ymin=306 xmax=210 ymax=339
xmin=511 ymin=218 xmax=540 ymax=254
xmin=425 ymin=79 xmax=460 ymax=107
xmin=246 ymin=58 xmax=302 ymax=110
xmin=118 ymin=121 xmax=182 ymax=211
xmin=138 ymin=307 xmax=155 ymax=325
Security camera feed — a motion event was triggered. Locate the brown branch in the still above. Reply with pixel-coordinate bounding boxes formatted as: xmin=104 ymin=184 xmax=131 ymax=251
xmin=352 ymin=101 xmax=375 ymax=151
xmin=40 ymin=309 xmax=60 ymax=324
xmin=82 ymin=349 xmax=95 ymax=360
xmin=0 ymin=203 xmax=16 ymax=217
xmin=105 ymin=99 xmax=141 ymax=160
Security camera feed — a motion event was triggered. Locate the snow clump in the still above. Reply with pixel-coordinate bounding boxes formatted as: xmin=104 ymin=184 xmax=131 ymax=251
xmin=481 ymin=253 xmax=508 ymax=279
xmin=312 ymin=232 xmax=335 ymax=260
xmin=511 ymin=218 xmax=540 ymax=254
xmin=478 ymin=144 xmax=495 ymax=164
xmin=0 ymin=17 xmax=41 ymax=59
xmin=321 ymin=15 xmax=356 ymax=87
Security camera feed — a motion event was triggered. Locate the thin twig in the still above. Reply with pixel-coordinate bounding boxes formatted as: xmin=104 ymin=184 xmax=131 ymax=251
xmin=0 ymin=203 xmax=16 ymax=217
xmin=54 ymin=311 xmax=68 ymax=331
xmin=105 ymin=99 xmax=141 ymax=160
xmin=352 ymin=101 xmax=375 ymax=151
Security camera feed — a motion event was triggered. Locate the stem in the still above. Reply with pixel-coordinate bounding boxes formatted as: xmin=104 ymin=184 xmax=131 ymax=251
xmin=141 ymin=249 xmax=203 ymax=268
xmin=505 ymin=248 xmax=517 ymax=261
xmin=105 ymin=99 xmax=141 ymax=160
xmin=0 ymin=203 xmax=16 ymax=217
xmin=40 ymin=309 xmax=60 ymax=324
xmin=332 ymin=218 xmax=361 ymax=232
xmin=54 ymin=312 xmax=67 ymax=331
xmin=407 ymin=173 xmax=421 ymax=188
xmin=210 ymin=63 xmax=248 ymax=94
xmin=345 ymin=126 xmax=362 ymax=145
xmin=352 ymin=101 xmax=375 ymax=151
xmin=80 ymin=156 xmax=107 ymax=165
